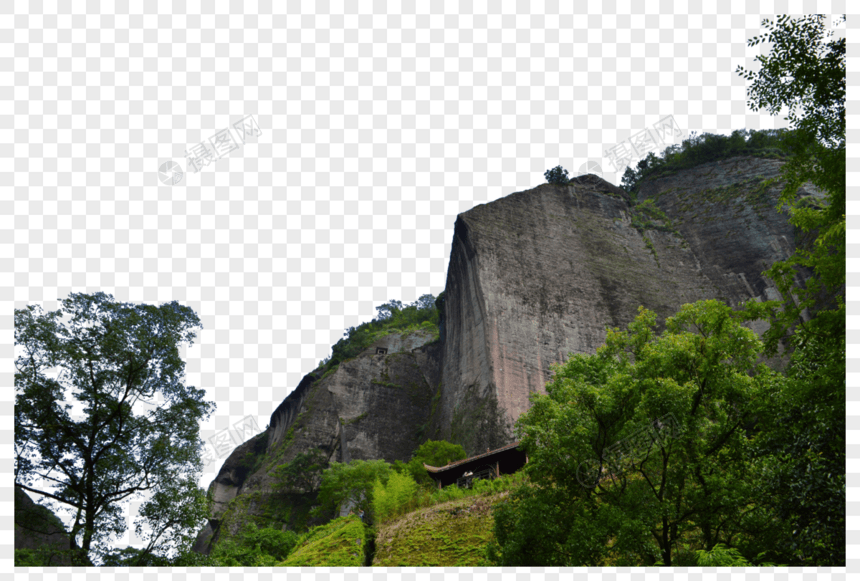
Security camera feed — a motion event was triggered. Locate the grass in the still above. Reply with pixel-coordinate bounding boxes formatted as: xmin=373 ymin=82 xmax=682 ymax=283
xmin=277 ymin=515 xmax=366 ymax=567
xmin=373 ymin=492 xmax=508 ymax=566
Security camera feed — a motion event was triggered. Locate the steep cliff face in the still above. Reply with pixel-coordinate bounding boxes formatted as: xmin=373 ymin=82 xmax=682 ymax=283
xmin=194 ymin=154 xmax=813 ymax=552
xmin=194 ymin=329 xmax=441 ymax=554
xmin=439 ymin=158 xmax=815 ymax=454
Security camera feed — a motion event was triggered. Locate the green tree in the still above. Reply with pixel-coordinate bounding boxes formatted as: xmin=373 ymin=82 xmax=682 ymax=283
xmin=14 ymin=292 xmax=216 ymax=566
xmin=544 ymin=165 xmax=570 ymax=184
xmin=313 ymin=459 xmax=393 ymax=522
xmin=272 ymin=449 xmax=329 ymax=494
xmin=401 ymin=440 xmax=468 ymax=489
xmin=372 ymin=470 xmax=420 ymax=523
xmin=736 ymin=14 xmax=845 ymax=565
xmin=737 ymin=14 xmax=845 ymax=354
xmin=488 ymin=301 xmax=786 ymax=566
xmin=412 ymin=294 xmax=437 ymax=311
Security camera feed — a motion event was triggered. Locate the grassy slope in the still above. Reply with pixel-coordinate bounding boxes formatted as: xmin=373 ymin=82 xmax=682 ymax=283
xmin=277 ymin=516 xmax=366 ymax=567
xmin=373 ymin=492 xmax=508 ymax=567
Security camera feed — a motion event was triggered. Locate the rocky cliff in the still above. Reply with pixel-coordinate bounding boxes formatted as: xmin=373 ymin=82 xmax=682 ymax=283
xmin=193 ymin=154 xmax=817 ymax=553
xmin=194 ymin=329 xmax=442 ymax=553
xmin=439 ymin=156 xmax=816 ymax=453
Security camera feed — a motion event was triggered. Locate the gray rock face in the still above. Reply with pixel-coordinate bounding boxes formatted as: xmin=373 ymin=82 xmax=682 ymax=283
xmin=193 ymin=330 xmax=441 ymax=553
xmin=438 ymin=160 xmax=812 ymax=455
xmin=194 ymin=155 xmax=812 ymax=552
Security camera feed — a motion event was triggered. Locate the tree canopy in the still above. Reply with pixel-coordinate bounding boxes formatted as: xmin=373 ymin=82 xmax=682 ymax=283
xmin=14 ymin=292 xmax=216 ymax=566
xmin=735 ymin=15 xmax=845 ymax=564
xmin=487 ymin=302 xmax=787 ymax=566
xmin=394 ymin=439 xmax=468 ymax=490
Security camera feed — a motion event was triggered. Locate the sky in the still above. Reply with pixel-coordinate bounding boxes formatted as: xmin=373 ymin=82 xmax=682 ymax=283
xmin=6 ymin=6 xmax=850 ymax=567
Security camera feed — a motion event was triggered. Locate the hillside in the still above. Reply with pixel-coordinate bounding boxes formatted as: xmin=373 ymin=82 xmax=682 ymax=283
xmin=277 ymin=516 xmax=367 ymax=567
xmin=373 ymin=493 xmax=506 ymax=567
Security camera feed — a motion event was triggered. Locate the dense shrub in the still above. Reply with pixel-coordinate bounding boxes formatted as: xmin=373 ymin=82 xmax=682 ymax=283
xmin=209 ymin=522 xmax=300 ymax=566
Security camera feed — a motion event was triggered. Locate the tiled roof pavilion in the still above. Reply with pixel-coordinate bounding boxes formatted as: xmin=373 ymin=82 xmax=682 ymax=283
xmin=423 ymin=441 xmax=528 ymax=489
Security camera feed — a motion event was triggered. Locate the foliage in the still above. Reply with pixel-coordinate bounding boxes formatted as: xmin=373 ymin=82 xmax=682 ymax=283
xmin=167 ymin=549 xmax=225 ymax=566
xmin=734 ymin=14 xmax=845 ymax=566
xmin=319 ymin=294 xmax=439 ymax=371
xmin=100 ymin=546 xmax=172 ymax=567
xmin=744 ymin=326 xmax=845 ymax=565
xmin=544 ymin=165 xmax=570 ymax=185
xmin=14 ymin=292 xmax=216 ymax=566
xmin=398 ymin=440 xmax=468 ymax=490
xmin=738 ymin=14 xmax=845 ymax=358
xmin=694 ymin=543 xmax=751 ymax=566
xmin=488 ymin=301 xmax=786 ymax=566
xmin=374 ymin=471 xmax=525 ymax=526
xmin=313 ymin=459 xmax=393 ymax=522
xmin=619 ymin=128 xmax=796 ymax=197
xmin=209 ymin=521 xmax=299 ymax=566
xmin=278 ymin=516 xmax=366 ymax=566
xmin=14 ymin=547 xmax=80 ymax=567
xmin=373 ymin=493 xmax=505 ymax=567
xmin=272 ymin=448 xmax=329 ymax=494
xmin=15 ymin=549 xmax=46 ymax=567
xmin=373 ymin=470 xmax=420 ymax=524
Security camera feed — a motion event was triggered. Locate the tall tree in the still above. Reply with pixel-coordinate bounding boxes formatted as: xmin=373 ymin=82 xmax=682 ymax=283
xmin=488 ymin=302 xmax=787 ymax=566
xmin=736 ymin=14 xmax=845 ymax=565
xmin=14 ymin=292 xmax=216 ymax=566
xmin=737 ymin=14 xmax=845 ymax=349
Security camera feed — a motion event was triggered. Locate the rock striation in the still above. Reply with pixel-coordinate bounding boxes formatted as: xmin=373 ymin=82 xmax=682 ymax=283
xmin=439 ymin=158 xmax=816 ymax=454
xmin=194 ymin=155 xmax=817 ymax=553
xmin=193 ymin=329 xmax=441 ymax=554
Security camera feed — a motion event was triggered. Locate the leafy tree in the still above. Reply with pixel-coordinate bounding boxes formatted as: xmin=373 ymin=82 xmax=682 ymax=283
xmin=412 ymin=294 xmax=437 ymax=311
xmin=373 ymin=470 xmax=420 ymax=523
xmin=695 ymin=544 xmax=751 ymax=566
xmin=313 ymin=459 xmax=393 ymax=522
xmin=272 ymin=448 xmax=329 ymax=494
xmin=14 ymin=292 xmax=216 ymax=566
xmin=488 ymin=301 xmax=786 ymax=566
xmin=735 ymin=14 xmax=845 ymax=565
xmin=544 ymin=165 xmax=570 ymax=184
xmin=737 ymin=14 xmax=845 ymax=353
xmin=374 ymin=299 xmax=404 ymax=322
xmin=400 ymin=440 xmax=468 ymax=489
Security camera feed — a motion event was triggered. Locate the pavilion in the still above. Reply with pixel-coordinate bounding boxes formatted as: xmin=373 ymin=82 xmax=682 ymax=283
xmin=423 ymin=441 xmax=528 ymax=489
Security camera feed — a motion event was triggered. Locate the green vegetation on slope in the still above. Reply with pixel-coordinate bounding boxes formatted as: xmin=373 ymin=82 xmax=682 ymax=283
xmin=374 ymin=493 xmax=507 ymax=567
xmin=316 ymin=295 xmax=440 ymax=374
xmin=618 ymin=128 xmax=798 ymax=198
xmin=278 ymin=516 xmax=366 ymax=567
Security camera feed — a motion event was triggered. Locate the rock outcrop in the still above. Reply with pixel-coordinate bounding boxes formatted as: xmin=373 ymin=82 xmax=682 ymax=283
xmin=15 ymin=486 xmax=80 ymax=566
xmin=194 ymin=154 xmax=817 ymax=553
xmin=194 ymin=329 xmax=441 ymax=554
xmin=439 ymin=158 xmax=815 ymax=454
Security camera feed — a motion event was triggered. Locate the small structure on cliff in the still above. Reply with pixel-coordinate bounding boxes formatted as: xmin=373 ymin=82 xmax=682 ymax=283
xmin=424 ymin=441 xmax=527 ymax=489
